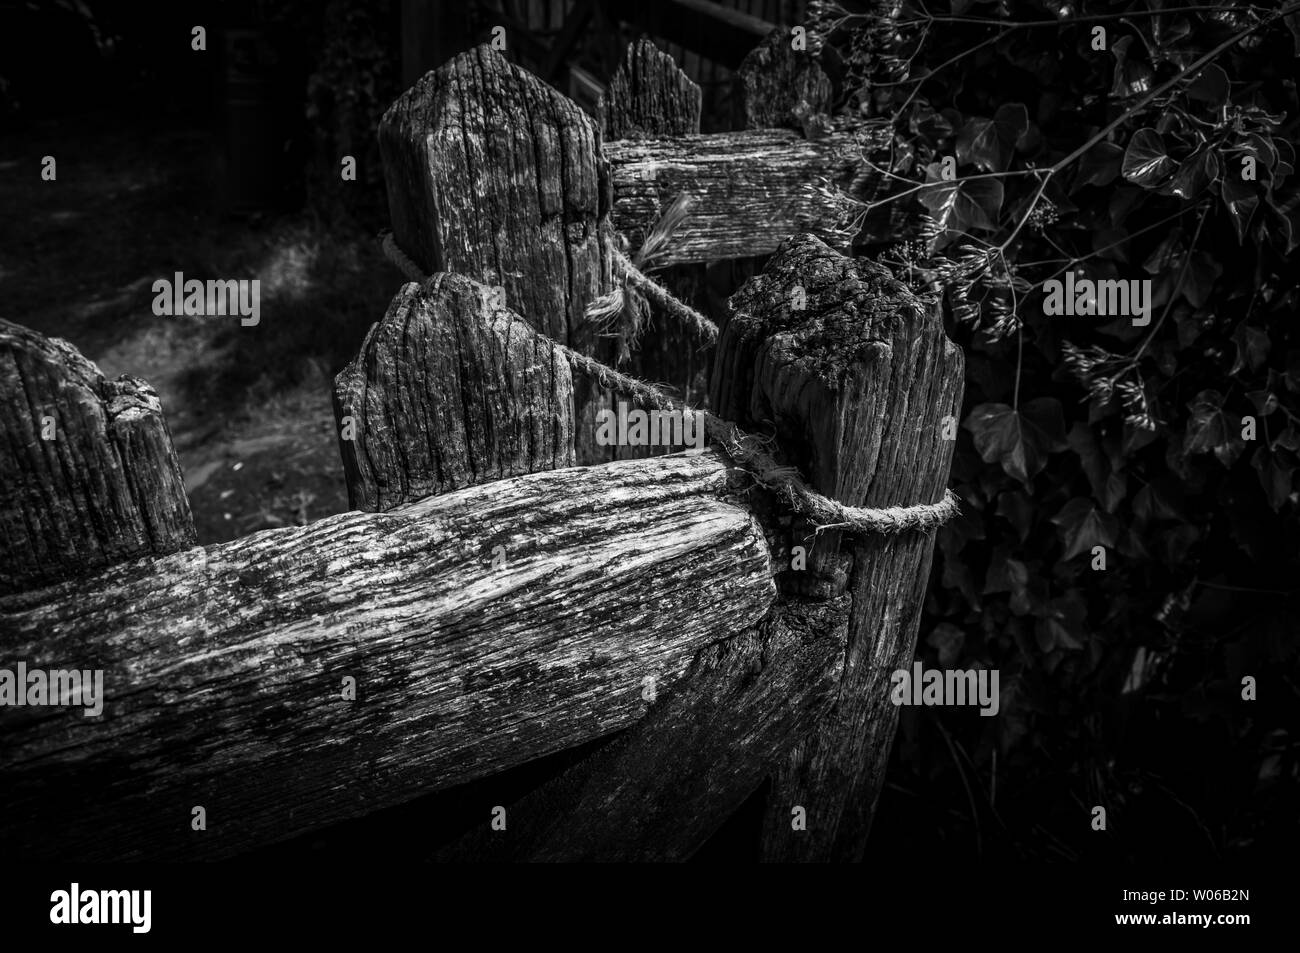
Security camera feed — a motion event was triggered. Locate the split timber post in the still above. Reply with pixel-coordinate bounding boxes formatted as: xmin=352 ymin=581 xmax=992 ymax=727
xmin=0 ymin=321 xmax=195 ymax=595
xmin=732 ymin=30 xmax=965 ymax=861
xmin=426 ymin=37 xmax=961 ymax=862
xmin=377 ymin=42 xmax=889 ymax=462
xmin=596 ymin=38 xmax=711 ymax=437
xmin=0 ymin=290 xmax=775 ymax=861
xmin=436 ymin=232 xmax=962 ymax=862
xmin=1 ymin=32 xmax=960 ymax=863
xmin=377 ymin=45 xmax=618 ymax=465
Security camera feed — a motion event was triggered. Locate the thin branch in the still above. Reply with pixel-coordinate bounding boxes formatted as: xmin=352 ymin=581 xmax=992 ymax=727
xmin=895 ymin=4 xmax=1273 ymax=29
xmin=1132 ymin=203 xmax=1209 ymax=361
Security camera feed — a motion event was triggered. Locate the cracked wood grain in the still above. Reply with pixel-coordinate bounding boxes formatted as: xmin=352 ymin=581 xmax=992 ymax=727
xmin=436 ymin=597 xmax=848 ymax=862
xmin=711 ymin=234 xmax=964 ymax=862
xmin=733 ymin=27 xmax=833 ymax=131
xmin=599 ymin=37 xmax=701 ymax=141
xmin=599 ymin=39 xmax=712 ymax=457
xmin=333 ymin=273 xmax=576 ymax=512
xmin=379 ymin=43 xmax=616 ymax=464
xmin=435 ymin=237 xmax=951 ymax=862
xmin=0 ymin=450 xmax=776 ymax=860
xmin=605 ymin=121 xmax=892 ymax=265
xmin=0 ymin=318 xmax=195 ymax=595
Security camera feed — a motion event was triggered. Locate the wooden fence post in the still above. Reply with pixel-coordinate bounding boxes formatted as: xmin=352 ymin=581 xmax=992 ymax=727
xmin=0 ymin=318 xmax=194 ymax=595
xmin=434 ymin=232 xmax=961 ymax=862
xmin=712 ymin=235 xmax=964 ymax=862
xmin=378 ymin=44 xmax=616 ymax=464
xmin=733 ymin=27 xmax=833 ymax=131
xmin=598 ymin=38 xmax=712 ymax=444
xmin=333 ymin=274 xmax=575 ymax=512
xmin=0 ymin=276 xmax=778 ymax=860
xmin=598 ymin=37 xmax=701 ymax=139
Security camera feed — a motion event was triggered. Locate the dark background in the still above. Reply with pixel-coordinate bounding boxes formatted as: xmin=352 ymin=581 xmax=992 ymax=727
xmin=1 ymin=0 xmax=1295 ymax=864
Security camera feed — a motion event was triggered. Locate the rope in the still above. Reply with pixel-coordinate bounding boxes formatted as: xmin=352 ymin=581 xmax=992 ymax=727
xmin=602 ymin=248 xmax=720 ymax=342
xmin=382 ymin=231 xmax=428 ymax=284
xmin=379 ymin=231 xmax=960 ymax=537
xmin=584 ymin=194 xmax=720 ymax=344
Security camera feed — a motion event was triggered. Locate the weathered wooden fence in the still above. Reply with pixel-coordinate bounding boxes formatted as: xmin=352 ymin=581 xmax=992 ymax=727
xmin=0 ymin=31 xmax=960 ymax=862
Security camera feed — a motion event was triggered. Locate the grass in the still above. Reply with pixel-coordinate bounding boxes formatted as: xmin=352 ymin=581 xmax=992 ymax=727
xmin=0 ymin=109 xmax=405 ymax=543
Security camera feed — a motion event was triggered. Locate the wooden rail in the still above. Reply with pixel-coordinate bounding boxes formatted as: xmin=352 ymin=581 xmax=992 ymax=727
xmin=1 ymin=29 xmax=959 ymax=863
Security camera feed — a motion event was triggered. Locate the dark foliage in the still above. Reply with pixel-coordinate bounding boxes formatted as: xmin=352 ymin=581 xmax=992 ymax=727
xmin=814 ymin=0 xmax=1300 ymax=862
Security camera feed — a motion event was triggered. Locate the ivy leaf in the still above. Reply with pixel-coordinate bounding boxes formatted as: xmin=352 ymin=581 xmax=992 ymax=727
xmin=1251 ymin=447 xmax=1297 ymax=511
xmin=1167 ymin=149 xmax=1219 ymax=200
xmin=1143 ymin=227 xmax=1185 ymax=273
xmin=983 ymin=549 xmax=1044 ymax=616
xmin=1273 ymin=139 xmax=1294 ymax=184
xmin=965 ymin=398 xmax=1068 ymax=485
xmin=1181 ymin=251 xmax=1222 ymax=308
xmin=1287 ymin=350 xmax=1300 ymax=392
xmin=926 ymin=623 xmax=966 ymax=667
xmin=1122 ymin=128 xmax=1177 ymax=188
xmin=1220 ymin=175 xmax=1260 ymax=245
xmin=911 ymin=105 xmax=956 ymax=145
xmin=1035 ymin=590 xmax=1088 ymax=652
xmin=1185 ymin=63 xmax=1229 ymax=107
xmin=919 ymin=175 xmax=1004 ymax=247
xmin=1067 ymin=422 xmax=1108 ymax=498
xmin=1230 ymin=324 xmax=1270 ymax=375
xmin=1133 ymin=477 xmax=1183 ymax=522
xmin=1184 ymin=390 xmax=1245 ymax=465
xmin=1160 ymin=524 xmax=1200 ymax=564
xmin=1247 ymin=390 xmax=1278 ymax=416
xmin=1051 ymin=497 xmax=1119 ymax=561
xmin=996 ymin=489 xmax=1035 ymax=541
xmin=955 ymin=104 xmax=1029 ymax=173
xmin=957 ymin=117 xmax=1009 ymax=173
xmin=1110 ymin=35 xmax=1154 ymax=99
xmin=1241 ymin=133 xmax=1278 ymax=178
xmin=1271 ymin=189 xmax=1300 ymax=254
xmin=994 ymin=102 xmax=1030 ymax=149
xmin=1074 ymin=141 xmax=1124 ymax=191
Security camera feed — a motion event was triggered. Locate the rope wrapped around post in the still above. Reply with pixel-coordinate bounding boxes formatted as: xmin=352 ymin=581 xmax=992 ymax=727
xmin=378 ymin=231 xmax=960 ymax=536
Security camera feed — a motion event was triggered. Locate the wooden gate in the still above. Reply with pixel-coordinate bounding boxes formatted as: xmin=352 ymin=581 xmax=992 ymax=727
xmin=0 ymin=32 xmax=961 ymax=862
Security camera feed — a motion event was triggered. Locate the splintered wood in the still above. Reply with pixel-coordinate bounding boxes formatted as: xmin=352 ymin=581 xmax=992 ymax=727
xmin=0 ymin=451 xmax=775 ymax=860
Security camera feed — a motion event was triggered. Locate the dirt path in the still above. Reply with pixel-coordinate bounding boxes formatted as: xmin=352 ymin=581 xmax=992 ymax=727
xmin=1 ymin=112 xmax=399 ymax=543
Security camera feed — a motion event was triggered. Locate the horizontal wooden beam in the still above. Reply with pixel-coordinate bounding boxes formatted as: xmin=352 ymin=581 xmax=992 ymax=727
xmin=606 ymin=121 xmax=892 ymax=265
xmin=0 ymin=451 xmax=776 ymax=860
xmin=438 ymin=596 xmax=850 ymax=861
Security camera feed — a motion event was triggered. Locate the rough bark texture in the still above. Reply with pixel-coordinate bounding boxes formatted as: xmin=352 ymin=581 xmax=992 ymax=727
xmin=606 ymin=121 xmax=891 ymax=265
xmin=734 ymin=28 xmax=833 ymax=131
xmin=378 ymin=44 xmax=614 ymax=463
xmin=438 ymin=597 xmax=848 ymax=862
xmin=0 ymin=318 xmax=195 ymax=595
xmin=334 ymin=274 xmax=575 ymax=512
xmin=435 ymin=237 xmax=951 ymax=863
xmin=598 ymin=37 xmax=701 ymax=140
xmin=711 ymin=234 xmax=963 ymax=862
xmin=0 ymin=451 xmax=775 ymax=861
xmin=599 ymin=39 xmax=712 ymax=457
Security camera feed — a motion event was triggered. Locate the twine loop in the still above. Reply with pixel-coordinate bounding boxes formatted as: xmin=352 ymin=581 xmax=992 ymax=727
xmin=378 ymin=230 xmax=959 ymax=537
